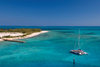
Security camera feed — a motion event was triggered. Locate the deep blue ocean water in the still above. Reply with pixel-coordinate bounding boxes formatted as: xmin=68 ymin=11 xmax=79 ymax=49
xmin=0 ymin=26 xmax=100 ymax=67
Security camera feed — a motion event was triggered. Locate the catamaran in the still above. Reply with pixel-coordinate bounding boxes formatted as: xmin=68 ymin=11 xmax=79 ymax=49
xmin=70 ymin=30 xmax=88 ymax=55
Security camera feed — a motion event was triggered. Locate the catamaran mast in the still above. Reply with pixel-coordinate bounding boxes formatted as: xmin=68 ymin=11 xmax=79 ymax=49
xmin=78 ymin=29 xmax=80 ymax=49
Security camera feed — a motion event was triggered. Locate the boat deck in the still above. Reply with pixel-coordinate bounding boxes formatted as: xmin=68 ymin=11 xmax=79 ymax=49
xmin=70 ymin=49 xmax=88 ymax=55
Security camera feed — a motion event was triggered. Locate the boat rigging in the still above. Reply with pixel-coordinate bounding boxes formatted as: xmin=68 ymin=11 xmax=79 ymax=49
xmin=70 ymin=30 xmax=88 ymax=55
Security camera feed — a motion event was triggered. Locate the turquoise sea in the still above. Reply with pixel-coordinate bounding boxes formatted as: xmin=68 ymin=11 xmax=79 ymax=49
xmin=0 ymin=26 xmax=100 ymax=67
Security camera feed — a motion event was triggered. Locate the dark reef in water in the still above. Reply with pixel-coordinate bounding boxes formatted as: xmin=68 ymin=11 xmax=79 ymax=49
xmin=83 ymin=32 xmax=96 ymax=35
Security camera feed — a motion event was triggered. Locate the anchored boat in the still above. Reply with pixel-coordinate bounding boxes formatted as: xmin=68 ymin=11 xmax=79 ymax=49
xmin=70 ymin=30 xmax=88 ymax=55
xmin=70 ymin=49 xmax=88 ymax=55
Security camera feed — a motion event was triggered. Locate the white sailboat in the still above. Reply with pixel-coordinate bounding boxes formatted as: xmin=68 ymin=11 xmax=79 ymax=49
xmin=70 ymin=30 xmax=88 ymax=55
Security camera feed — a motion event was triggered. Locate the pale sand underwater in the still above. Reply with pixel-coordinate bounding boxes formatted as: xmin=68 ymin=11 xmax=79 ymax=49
xmin=0 ymin=26 xmax=100 ymax=67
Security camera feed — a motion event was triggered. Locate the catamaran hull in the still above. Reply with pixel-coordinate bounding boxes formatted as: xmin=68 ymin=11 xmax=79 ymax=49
xmin=70 ymin=50 xmax=88 ymax=55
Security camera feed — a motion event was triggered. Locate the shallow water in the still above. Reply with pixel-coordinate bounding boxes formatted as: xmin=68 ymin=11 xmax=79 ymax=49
xmin=0 ymin=29 xmax=100 ymax=67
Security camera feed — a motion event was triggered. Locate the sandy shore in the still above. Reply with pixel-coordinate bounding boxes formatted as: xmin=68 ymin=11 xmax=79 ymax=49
xmin=0 ymin=31 xmax=48 ymax=42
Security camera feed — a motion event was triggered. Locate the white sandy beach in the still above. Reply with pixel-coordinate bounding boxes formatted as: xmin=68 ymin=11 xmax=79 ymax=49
xmin=0 ymin=31 xmax=48 ymax=42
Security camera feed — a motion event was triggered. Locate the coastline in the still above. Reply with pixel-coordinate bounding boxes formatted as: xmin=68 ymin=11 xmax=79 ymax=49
xmin=0 ymin=31 xmax=48 ymax=42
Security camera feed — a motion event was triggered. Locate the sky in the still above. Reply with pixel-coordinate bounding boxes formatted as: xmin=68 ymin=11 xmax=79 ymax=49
xmin=0 ymin=0 xmax=100 ymax=26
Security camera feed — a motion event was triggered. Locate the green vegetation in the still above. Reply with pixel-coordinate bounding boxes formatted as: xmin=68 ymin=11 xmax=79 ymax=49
xmin=3 ymin=36 xmax=14 ymax=38
xmin=0 ymin=28 xmax=42 ymax=38
xmin=0 ymin=28 xmax=42 ymax=34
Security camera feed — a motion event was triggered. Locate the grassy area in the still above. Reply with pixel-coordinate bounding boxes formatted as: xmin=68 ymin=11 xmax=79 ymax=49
xmin=0 ymin=28 xmax=42 ymax=38
xmin=0 ymin=28 xmax=42 ymax=33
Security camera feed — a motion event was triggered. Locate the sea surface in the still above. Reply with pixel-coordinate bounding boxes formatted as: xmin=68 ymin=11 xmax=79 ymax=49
xmin=0 ymin=26 xmax=100 ymax=67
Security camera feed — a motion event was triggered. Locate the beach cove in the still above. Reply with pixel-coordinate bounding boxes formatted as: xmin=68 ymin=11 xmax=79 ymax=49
xmin=0 ymin=28 xmax=48 ymax=42
xmin=0 ymin=31 xmax=48 ymax=42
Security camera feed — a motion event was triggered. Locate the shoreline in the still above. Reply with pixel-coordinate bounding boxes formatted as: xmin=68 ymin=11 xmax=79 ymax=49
xmin=0 ymin=31 xmax=48 ymax=42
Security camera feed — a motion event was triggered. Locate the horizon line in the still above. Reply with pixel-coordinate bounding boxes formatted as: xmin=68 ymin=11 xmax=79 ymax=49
xmin=0 ymin=25 xmax=100 ymax=27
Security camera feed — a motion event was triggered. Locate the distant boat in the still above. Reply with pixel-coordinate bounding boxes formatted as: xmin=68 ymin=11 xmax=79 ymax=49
xmin=70 ymin=30 xmax=88 ymax=55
